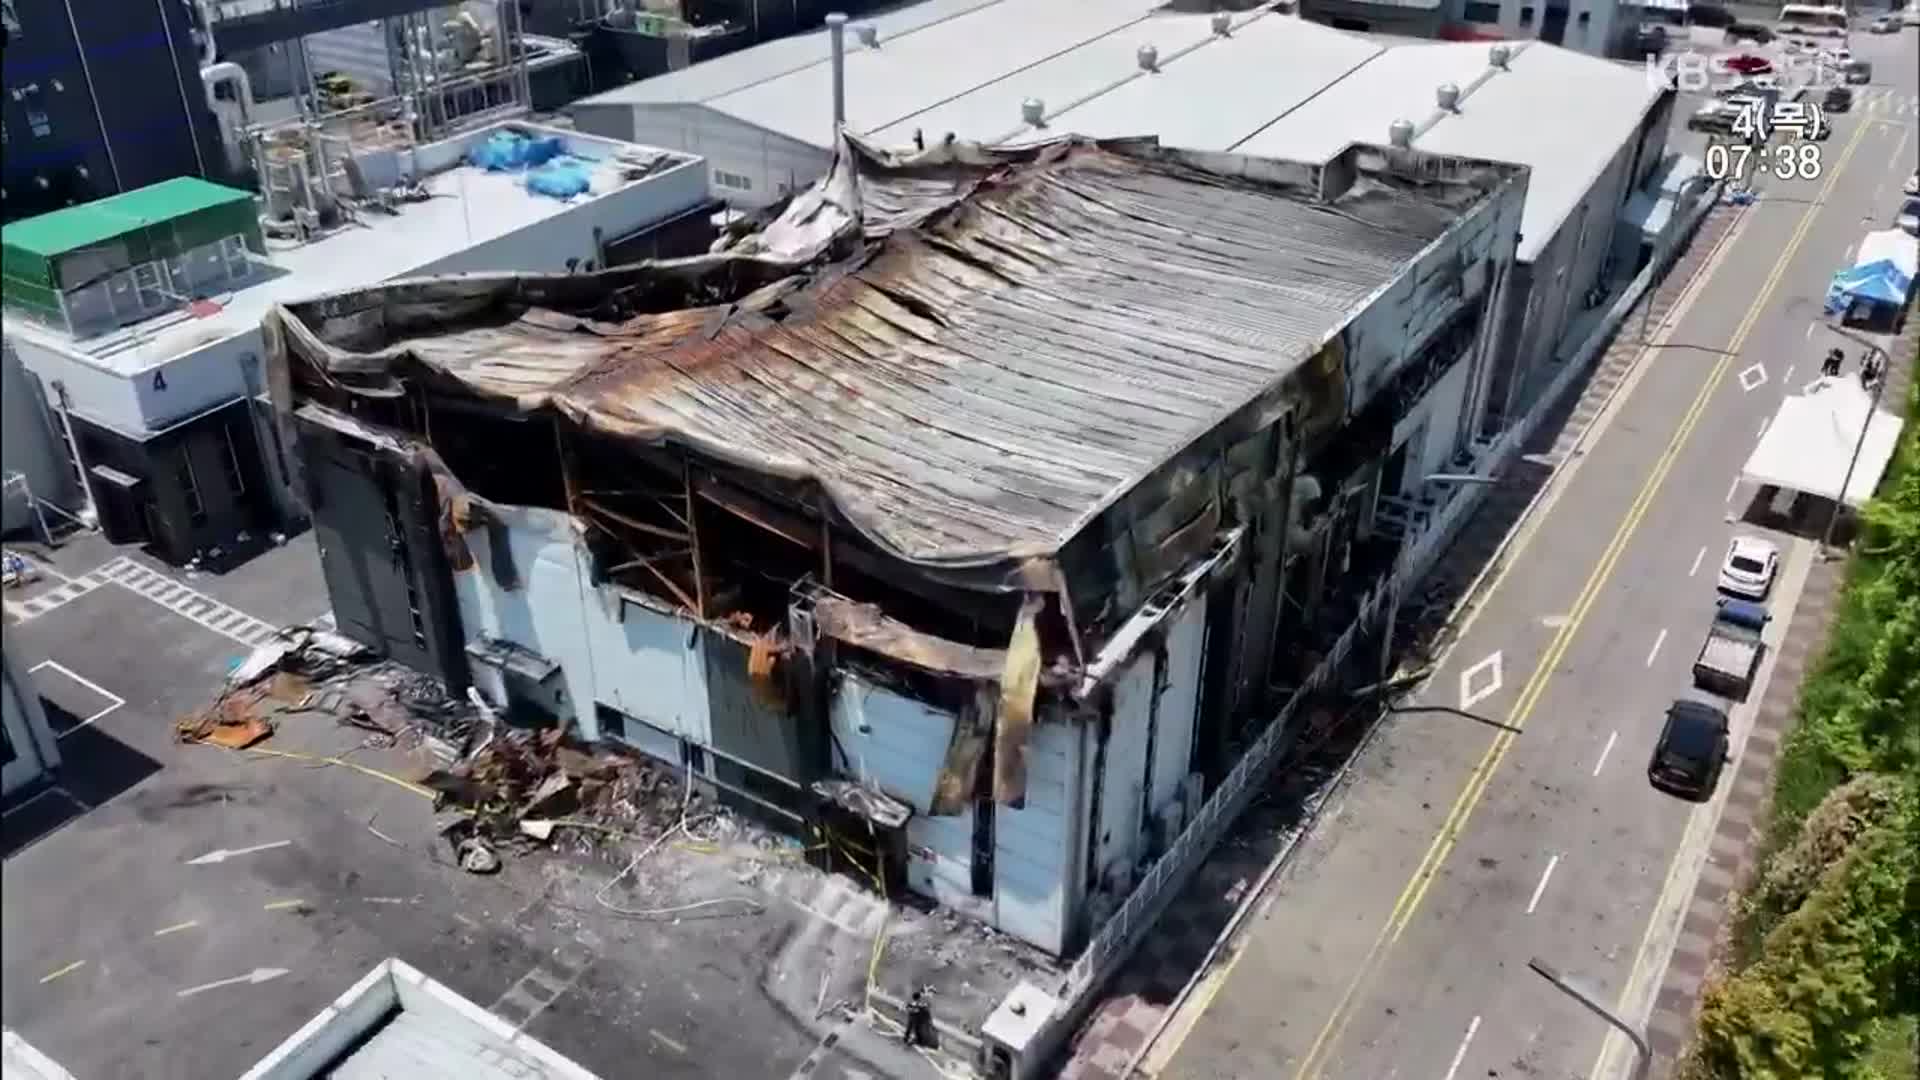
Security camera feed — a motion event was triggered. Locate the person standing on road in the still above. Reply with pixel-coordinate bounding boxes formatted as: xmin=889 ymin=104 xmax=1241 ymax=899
xmin=1823 ymin=348 xmax=1845 ymax=378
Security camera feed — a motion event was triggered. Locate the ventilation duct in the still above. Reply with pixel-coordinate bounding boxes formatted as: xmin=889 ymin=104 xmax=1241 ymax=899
xmin=827 ymin=13 xmax=848 ymax=131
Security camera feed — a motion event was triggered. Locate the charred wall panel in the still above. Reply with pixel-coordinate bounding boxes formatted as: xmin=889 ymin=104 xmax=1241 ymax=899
xmin=298 ymin=416 xmax=467 ymax=689
xmin=703 ymin=630 xmax=819 ymax=787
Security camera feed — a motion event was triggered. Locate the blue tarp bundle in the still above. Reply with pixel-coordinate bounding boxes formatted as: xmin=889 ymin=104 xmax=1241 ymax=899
xmin=527 ymin=159 xmax=591 ymax=200
xmin=467 ymin=131 xmax=565 ymax=172
xmin=1825 ymin=259 xmax=1914 ymax=313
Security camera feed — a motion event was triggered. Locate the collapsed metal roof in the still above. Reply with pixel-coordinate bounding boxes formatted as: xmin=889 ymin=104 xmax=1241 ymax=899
xmin=268 ymin=134 xmax=1509 ymax=576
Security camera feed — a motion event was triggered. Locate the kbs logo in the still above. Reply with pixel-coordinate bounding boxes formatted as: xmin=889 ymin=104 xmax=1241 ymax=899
xmin=1645 ymin=50 xmax=1839 ymax=94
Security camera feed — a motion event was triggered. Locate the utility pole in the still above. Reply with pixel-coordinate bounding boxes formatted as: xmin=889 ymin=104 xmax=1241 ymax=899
xmin=1819 ymin=326 xmax=1889 ymax=557
xmin=1529 ymin=958 xmax=1653 ymax=1080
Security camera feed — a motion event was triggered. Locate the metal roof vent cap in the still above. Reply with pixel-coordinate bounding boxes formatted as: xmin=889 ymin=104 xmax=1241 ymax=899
xmin=1436 ymin=82 xmax=1461 ymax=111
xmin=855 ymin=23 xmax=878 ymax=47
xmin=1211 ymin=11 xmax=1232 ymax=34
xmin=1021 ymin=97 xmax=1046 ymax=127
xmin=1137 ymin=43 xmax=1159 ymax=71
xmin=1388 ymin=118 xmax=1415 ymax=147
xmin=1489 ymin=43 xmax=1511 ymax=68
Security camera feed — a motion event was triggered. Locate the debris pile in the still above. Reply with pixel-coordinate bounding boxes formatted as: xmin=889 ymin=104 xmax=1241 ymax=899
xmin=422 ymin=726 xmax=697 ymax=873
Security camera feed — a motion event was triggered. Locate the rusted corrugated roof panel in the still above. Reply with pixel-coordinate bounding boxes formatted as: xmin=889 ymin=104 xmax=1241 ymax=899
xmin=273 ymin=137 xmax=1480 ymax=568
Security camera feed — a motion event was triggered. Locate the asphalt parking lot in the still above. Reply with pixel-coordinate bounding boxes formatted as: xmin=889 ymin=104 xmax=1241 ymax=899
xmin=2 ymin=535 xmax=994 ymax=1079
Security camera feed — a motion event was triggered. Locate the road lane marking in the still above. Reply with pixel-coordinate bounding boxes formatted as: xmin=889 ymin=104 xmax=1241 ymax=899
xmin=1526 ymin=855 xmax=1562 ymax=915
xmin=263 ymin=899 xmax=308 ymax=912
xmin=1459 ymin=652 xmax=1504 ymax=711
xmin=1286 ymin=110 xmax=1879 ymax=1080
xmin=1646 ymin=628 xmax=1669 ymax=668
xmin=153 ymin=920 xmax=199 ymax=937
xmin=1690 ymin=546 xmax=1707 ymax=577
xmin=1443 ymin=1016 xmax=1482 ymax=1080
xmin=1726 ymin=476 xmax=1742 ymax=504
xmin=1782 ymin=363 xmax=1794 ymax=386
xmin=1803 ymin=323 xmax=1814 ymax=340
xmin=1757 ymin=417 xmax=1769 ymax=440
xmin=1592 ymin=731 xmax=1619 ymax=777
xmin=39 ymin=961 xmax=84 ymax=984
xmin=1737 ymin=363 xmax=1768 ymax=392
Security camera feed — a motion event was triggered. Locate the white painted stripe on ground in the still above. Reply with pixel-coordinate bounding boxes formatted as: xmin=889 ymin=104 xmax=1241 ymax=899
xmin=1526 ymin=854 xmax=1562 ymax=915
xmin=1646 ymin=628 xmax=1669 ymax=668
xmin=1443 ymin=1016 xmax=1482 ymax=1080
xmin=99 ymin=556 xmax=285 ymax=649
xmin=1726 ymin=476 xmax=1742 ymax=504
xmin=29 ymin=659 xmax=127 ymax=734
xmin=1690 ymin=546 xmax=1708 ymax=577
xmin=1593 ymin=731 xmax=1619 ymax=777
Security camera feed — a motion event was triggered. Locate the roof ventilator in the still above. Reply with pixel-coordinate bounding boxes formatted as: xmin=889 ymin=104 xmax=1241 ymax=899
xmin=1436 ymin=82 xmax=1461 ymax=111
xmin=1489 ymin=43 xmax=1511 ymax=69
xmin=1021 ymin=97 xmax=1046 ymax=128
xmin=1211 ymin=11 xmax=1232 ymax=35
xmin=855 ymin=23 xmax=878 ymax=47
xmin=1137 ymin=43 xmax=1159 ymax=72
xmin=1389 ymin=118 xmax=1415 ymax=147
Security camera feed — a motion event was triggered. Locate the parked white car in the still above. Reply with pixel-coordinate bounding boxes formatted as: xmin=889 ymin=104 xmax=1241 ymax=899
xmin=1719 ymin=536 xmax=1781 ymax=599
xmin=1906 ymin=171 xmax=1920 ymax=196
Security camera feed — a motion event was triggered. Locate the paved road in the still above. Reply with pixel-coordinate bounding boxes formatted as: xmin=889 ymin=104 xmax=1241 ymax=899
xmin=1151 ymin=27 xmax=1918 ymax=1080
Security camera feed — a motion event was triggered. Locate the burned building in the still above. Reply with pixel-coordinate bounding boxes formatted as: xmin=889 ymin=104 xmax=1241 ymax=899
xmin=266 ymin=134 xmax=1527 ymax=957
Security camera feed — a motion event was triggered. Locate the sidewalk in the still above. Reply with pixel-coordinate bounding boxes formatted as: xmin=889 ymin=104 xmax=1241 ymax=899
xmin=1643 ymin=324 xmax=1916 ymax=1076
xmin=1055 ymin=202 xmax=1747 ymax=1080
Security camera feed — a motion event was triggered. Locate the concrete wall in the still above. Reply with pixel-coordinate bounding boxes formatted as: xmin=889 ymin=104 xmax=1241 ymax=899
xmin=577 ymin=102 xmax=830 ymax=209
xmin=1 ymin=342 xmax=74 ymax=529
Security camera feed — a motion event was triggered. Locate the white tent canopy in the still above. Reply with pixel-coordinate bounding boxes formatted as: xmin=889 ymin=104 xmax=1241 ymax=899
xmin=1743 ymin=376 xmax=1907 ymax=508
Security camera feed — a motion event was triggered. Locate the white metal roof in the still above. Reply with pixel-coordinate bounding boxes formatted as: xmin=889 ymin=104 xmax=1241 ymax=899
xmin=1233 ymin=42 xmax=1496 ymax=168
xmin=1410 ymin=43 xmax=1667 ymax=261
xmin=987 ymin=13 xmax=1384 ymax=151
xmin=570 ymin=0 xmax=1001 ymax=106
xmin=704 ymin=0 xmax=1167 ymax=149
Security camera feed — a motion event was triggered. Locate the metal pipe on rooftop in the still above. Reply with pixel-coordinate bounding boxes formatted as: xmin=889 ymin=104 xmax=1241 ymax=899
xmin=827 ymin=13 xmax=848 ymax=133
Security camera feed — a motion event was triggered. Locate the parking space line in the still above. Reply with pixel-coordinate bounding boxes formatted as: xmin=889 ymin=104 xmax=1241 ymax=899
xmin=650 ymin=1030 xmax=688 ymax=1055
xmin=39 ymin=961 xmax=85 ymax=984
xmin=28 ymin=658 xmax=127 ymax=735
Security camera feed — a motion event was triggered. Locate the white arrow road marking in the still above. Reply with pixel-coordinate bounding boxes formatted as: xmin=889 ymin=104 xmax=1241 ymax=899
xmin=1738 ymin=362 xmax=1768 ymax=392
xmin=1459 ymin=651 xmax=1504 ymax=711
xmin=177 ymin=967 xmax=288 ymax=998
xmin=186 ymin=840 xmax=291 ymax=866
xmin=1443 ymin=1016 xmax=1482 ymax=1080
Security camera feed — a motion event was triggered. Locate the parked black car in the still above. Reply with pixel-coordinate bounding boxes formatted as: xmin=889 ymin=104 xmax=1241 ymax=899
xmin=1826 ymin=84 xmax=1855 ymax=112
xmin=1648 ymin=700 xmax=1732 ymax=802
xmin=1726 ymin=21 xmax=1775 ymax=43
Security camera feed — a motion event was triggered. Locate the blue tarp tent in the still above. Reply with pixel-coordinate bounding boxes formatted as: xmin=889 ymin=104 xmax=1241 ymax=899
xmin=1824 ymin=229 xmax=1917 ymax=314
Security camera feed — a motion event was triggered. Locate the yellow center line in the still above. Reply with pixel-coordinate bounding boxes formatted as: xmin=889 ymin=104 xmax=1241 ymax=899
xmin=39 ymin=960 xmax=86 ymax=984
xmin=1288 ymin=113 xmax=1879 ymax=1080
